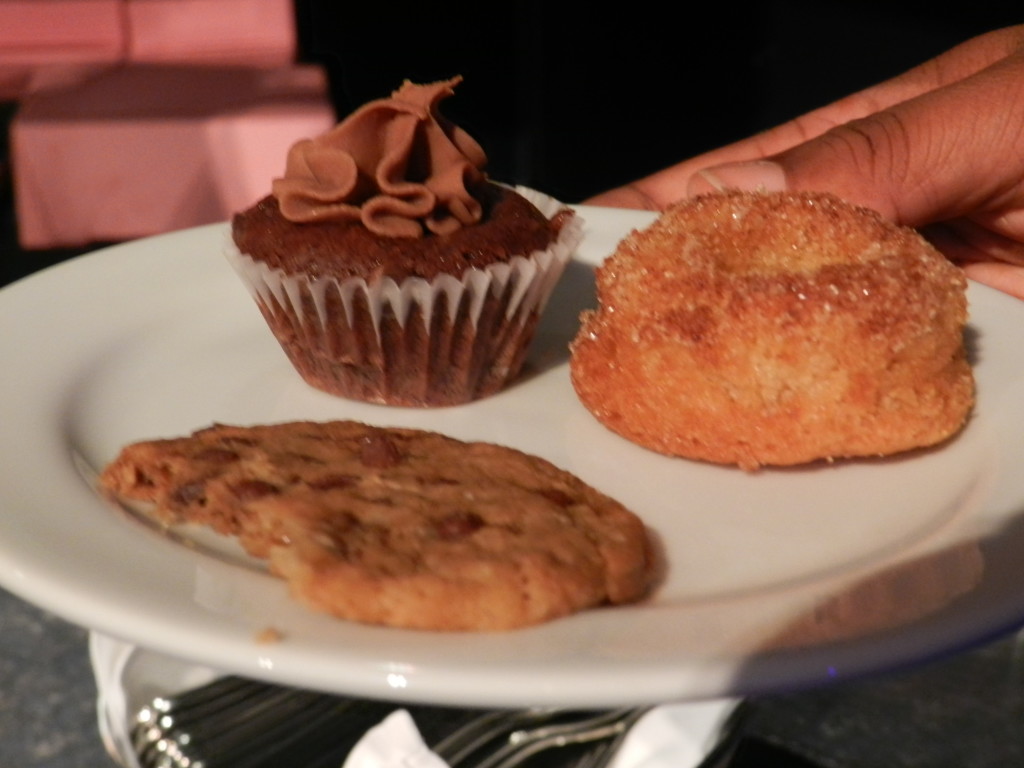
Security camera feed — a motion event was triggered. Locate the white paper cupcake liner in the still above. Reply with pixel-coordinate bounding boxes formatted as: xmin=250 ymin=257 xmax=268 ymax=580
xmin=224 ymin=186 xmax=583 ymax=406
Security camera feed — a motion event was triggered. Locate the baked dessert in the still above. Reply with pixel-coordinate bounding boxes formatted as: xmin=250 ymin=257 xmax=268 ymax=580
xmin=228 ymin=77 xmax=582 ymax=407
xmin=99 ymin=420 xmax=652 ymax=631
xmin=570 ymin=190 xmax=974 ymax=470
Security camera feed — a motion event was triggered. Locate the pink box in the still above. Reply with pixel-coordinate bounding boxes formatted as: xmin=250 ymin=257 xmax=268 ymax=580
xmin=0 ymin=0 xmax=124 ymax=98
xmin=12 ymin=64 xmax=335 ymax=248
xmin=125 ymin=0 xmax=295 ymax=65
xmin=0 ymin=0 xmax=297 ymax=98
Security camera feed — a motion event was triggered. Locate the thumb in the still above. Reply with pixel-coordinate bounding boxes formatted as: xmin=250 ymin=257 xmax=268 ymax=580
xmin=688 ymin=49 xmax=1024 ymax=229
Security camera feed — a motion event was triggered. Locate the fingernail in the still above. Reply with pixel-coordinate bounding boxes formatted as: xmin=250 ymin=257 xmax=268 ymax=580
xmin=688 ymin=160 xmax=787 ymax=196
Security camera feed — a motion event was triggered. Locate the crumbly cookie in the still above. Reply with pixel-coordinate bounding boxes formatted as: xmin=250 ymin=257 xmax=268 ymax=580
xmin=99 ymin=421 xmax=652 ymax=631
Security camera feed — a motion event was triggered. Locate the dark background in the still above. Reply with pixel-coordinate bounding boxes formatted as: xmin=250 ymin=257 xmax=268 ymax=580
xmin=2 ymin=2 xmax=1021 ymax=286
xmin=295 ymin=1 xmax=1022 ymax=203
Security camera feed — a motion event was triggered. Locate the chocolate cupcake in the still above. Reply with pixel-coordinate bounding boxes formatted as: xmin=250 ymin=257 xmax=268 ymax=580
xmin=227 ymin=77 xmax=581 ymax=406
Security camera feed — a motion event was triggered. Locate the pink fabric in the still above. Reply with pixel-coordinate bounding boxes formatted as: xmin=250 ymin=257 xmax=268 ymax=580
xmin=125 ymin=0 xmax=295 ymax=65
xmin=12 ymin=65 xmax=335 ymax=248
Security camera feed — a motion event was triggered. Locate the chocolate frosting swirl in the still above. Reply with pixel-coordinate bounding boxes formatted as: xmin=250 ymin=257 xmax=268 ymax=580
xmin=271 ymin=77 xmax=488 ymax=238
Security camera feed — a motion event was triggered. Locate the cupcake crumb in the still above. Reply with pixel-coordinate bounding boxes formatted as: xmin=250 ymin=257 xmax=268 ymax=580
xmin=254 ymin=626 xmax=285 ymax=644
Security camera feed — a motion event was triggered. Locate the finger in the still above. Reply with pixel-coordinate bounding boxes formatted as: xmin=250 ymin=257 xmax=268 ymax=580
xmin=585 ymin=25 xmax=1024 ymax=210
xmin=692 ymin=45 xmax=1024 ymax=228
xmin=583 ymin=186 xmax=660 ymax=209
xmin=924 ymin=217 xmax=1024 ymax=268
xmin=961 ymin=261 xmax=1024 ymax=300
xmin=777 ymin=53 xmax=1024 ymax=225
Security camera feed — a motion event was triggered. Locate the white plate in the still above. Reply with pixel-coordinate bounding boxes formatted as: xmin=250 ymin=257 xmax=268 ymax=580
xmin=2 ymin=208 xmax=1024 ymax=708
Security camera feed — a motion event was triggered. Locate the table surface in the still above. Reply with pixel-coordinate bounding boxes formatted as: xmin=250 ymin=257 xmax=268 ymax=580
xmin=3 ymin=583 xmax=1024 ymax=768
xmin=1 ymin=589 xmax=114 ymax=767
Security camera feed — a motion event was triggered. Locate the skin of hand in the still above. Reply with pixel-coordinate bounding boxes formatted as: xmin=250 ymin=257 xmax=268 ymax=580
xmin=586 ymin=25 xmax=1024 ymax=299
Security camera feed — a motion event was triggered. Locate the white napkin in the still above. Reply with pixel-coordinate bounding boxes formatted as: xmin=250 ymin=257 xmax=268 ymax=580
xmin=90 ymin=631 xmax=738 ymax=768
xmin=89 ymin=633 xmax=141 ymax=768
xmin=341 ymin=701 xmax=737 ymax=768
xmin=607 ymin=701 xmax=737 ymax=768
xmin=90 ymin=632 xmax=221 ymax=768
xmin=342 ymin=709 xmax=450 ymax=768
xmin=339 ymin=700 xmax=741 ymax=768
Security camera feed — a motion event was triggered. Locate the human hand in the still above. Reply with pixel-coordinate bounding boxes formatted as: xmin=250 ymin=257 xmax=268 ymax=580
xmin=586 ymin=25 xmax=1024 ymax=299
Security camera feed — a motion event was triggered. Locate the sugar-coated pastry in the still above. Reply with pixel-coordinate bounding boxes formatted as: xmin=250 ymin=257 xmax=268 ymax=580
xmin=570 ymin=190 xmax=974 ymax=470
